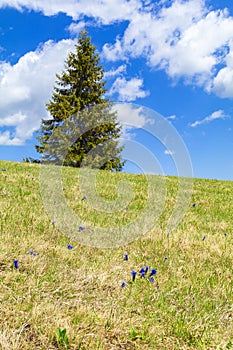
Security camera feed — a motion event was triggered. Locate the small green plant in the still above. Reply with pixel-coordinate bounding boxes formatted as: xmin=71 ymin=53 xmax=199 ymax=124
xmin=129 ymin=326 xmax=139 ymax=341
xmin=56 ymin=327 xmax=69 ymax=349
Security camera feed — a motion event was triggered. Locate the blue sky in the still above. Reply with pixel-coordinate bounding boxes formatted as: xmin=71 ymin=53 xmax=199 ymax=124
xmin=0 ymin=0 xmax=232 ymax=180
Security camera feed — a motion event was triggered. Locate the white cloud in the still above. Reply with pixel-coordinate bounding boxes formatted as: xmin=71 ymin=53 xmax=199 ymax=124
xmin=103 ymin=38 xmax=127 ymax=62
xmin=207 ymin=42 xmax=233 ymax=98
xmin=0 ymin=131 xmax=23 ymax=145
xmin=0 ymin=112 xmax=26 ymax=127
xmin=112 ymin=103 xmax=147 ymax=142
xmin=1 ymin=0 xmax=233 ymax=98
xmin=103 ymin=0 xmax=233 ymax=97
xmin=167 ymin=115 xmax=176 ymax=120
xmin=109 ymin=77 xmax=149 ymax=101
xmin=112 ymin=103 xmax=146 ymax=128
xmin=190 ymin=110 xmax=227 ymax=127
xmin=0 ymin=39 xmax=76 ymax=145
xmin=104 ymin=64 xmax=127 ymax=78
xmin=164 ymin=149 xmax=175 ymax=155
xmin=0 ymin=0 xmax=140 ymax=23
xmin=67 ymin=21 xmax=88 ymax=34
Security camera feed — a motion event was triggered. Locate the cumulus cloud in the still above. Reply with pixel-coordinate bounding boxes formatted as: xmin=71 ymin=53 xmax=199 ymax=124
xmin=207 ymin=42 xmax=233 ymax=98
xmin=1 ymin=0 xmax=233 ymax=99
xmin=0 ymin=0 xmax=140 ymax=23
xmin=103 ymin=0 xmax=233 ymax=97
xmin=67 ymin=21 xmax=88 ymax=34
xmin=111 ymin=103 xmax=148 ymax=142
xmin=190 ymin=110 xmax=227 ymax=127
xmin=0 ymin=131 xmax=23 ymax=145
xmin=104 ymin=64 xmax=127 ymax=78
xmin=112 ymin=103 xmax=146 ymax=128
xmin=0 ymin=39 xmax=76 ymax=145
xmin=109 ymin=77 xmax=149 ymax=101
xmin=1 ymin=0 xmax=233 ymax=98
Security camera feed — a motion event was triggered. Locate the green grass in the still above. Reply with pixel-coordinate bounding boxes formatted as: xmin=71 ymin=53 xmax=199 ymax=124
xmin=0 ymin=160 xmax=232 ymax=350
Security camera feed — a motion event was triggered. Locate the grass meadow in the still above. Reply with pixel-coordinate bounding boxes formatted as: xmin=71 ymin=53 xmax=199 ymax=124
xmin=0 ymin=160 xmax=232 ymax=350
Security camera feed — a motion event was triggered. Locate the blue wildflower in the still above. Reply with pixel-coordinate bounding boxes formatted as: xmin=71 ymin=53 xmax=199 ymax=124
xmin=192 ymin=203 xmax=196 ymax=207
xmin=125 ymin=207 xmax=128 ymax=211
xmin=164 ymin=258 xmax=168 ymax=262
xmin=149 ymin=277 xmax=155 ymax=283
xmin=67 ymin=244 xmax=73 ymax=250
xmin=131 ymin=271 xmax=137 ymax=282
xmin=78 ymin=226 xmax=85 ymax=232
xmin=150 ymin=269 xmax=157 ymax=277
xmin=29 ymin=249 xmax=37 ymax=256
xmin=144 ymin=266 xmax=149 ymax=274
xmin=13 ymin=259 xmax=19 ymax=269
xmin=121 ymin=281 xmax=127 ymax=288
xmin=82 ymin=196 xmax=87 ymax=201
xmin=224 ymin=233 xmax=227 ymax=237
xmin=202 ymin=236 xmax=206 ymax=241
xmin=124 ymin=254 xmax=128 ymax=261
xmin=140 ymin=268 xmax=146 ymax=277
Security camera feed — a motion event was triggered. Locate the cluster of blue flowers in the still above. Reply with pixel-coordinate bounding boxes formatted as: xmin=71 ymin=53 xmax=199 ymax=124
xmin=121 ymin=254 xmax=168 ymax=289
xmin=13 ymin=249 xmax=37 ymax=269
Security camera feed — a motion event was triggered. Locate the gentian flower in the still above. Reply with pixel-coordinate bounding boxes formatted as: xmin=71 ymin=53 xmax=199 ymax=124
xmin=124 ymin=254 xmax=128 ymax=261
xmin=149 ymin=277 xmax=155 ymax=283
xmin=29 ymin=249 xmax=37 ymax=256
xmin=82 ymin=196 xmax=87 ymax=201
xmin=164 ymin=258 xmax=168 ymax=262
xmin=131 ymin=271 xmax=137 ymax=282
xmin=192 ymin=203 xmax=196 ymax=207
xmin=78 ymin=226 xmax=85 ymax=232
xmin=139 ymin=268 xmax=146 ymax=278
xmin=67 ymin=244 xmax=73 ymax=250
xmin=202 ymin=236 xmax=206 ymax=241
xmin=121 ymin=281 xmax=127 ymax=288
xmin=150 ymin=269 xmax=157 ymax=277
xmin=13 ymin=259 xmax=19 ymax=269
xmin=224 ymin=233 xmax=227 ymax=237
xmin=144 ymin=266 xmax=149 ymax=274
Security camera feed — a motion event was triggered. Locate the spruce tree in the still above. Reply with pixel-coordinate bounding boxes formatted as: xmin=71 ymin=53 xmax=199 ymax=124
xmin=36 ymin=30 xmax=124 ymax=171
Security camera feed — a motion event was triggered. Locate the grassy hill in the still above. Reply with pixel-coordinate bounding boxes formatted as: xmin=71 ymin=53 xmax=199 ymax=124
xmin=0 ymin=160 xmax=232 ymax=350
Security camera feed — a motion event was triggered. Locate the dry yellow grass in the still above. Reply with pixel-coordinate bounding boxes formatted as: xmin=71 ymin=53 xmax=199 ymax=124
xmin=0 ymin=160 xmax=232 ymax=349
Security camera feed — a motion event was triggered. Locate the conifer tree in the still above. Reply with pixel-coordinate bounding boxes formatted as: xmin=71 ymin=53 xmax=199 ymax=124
xmin=36 ymin=30 xmax=124 ymax=170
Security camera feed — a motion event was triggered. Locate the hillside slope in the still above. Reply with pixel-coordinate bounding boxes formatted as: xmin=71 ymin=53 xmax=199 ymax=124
xmin=0 ymin=160 xmax=232 ymax=350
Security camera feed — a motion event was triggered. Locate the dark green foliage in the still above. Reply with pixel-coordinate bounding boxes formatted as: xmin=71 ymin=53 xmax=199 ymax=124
xmin=23 ymin=156 xmax=41 ymax=164
xmin=36 ymin=30 xmax=124 ymax=171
